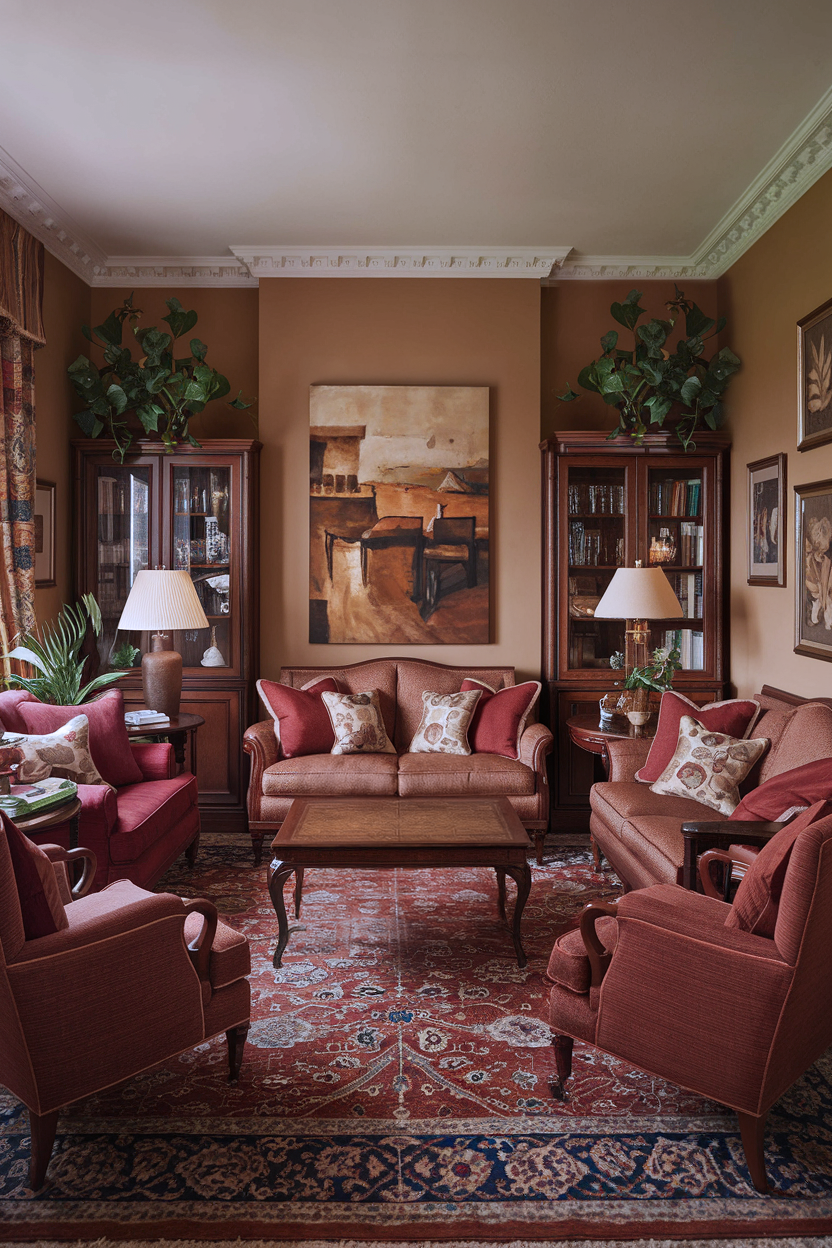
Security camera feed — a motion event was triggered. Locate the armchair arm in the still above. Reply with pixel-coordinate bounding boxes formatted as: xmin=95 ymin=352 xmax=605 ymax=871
xmin=41 ymin=844 xmax=97 ymax=900
xmin=182 ymin=897 xmax=219 ymax=985
xmin=518 ymin=721 xmax=553 ymax=775
xmin=243 ymin=720 xmax=279 ymax=817
xmin=681 ymin=819 xmax=783 ymax=891
xmin=130 ymin=741 xmax=176 ymax=781
xmin=603 ymin=737 xmax=652 ymax=782
xmin=579 ymin=902 xmax=619 ymax=987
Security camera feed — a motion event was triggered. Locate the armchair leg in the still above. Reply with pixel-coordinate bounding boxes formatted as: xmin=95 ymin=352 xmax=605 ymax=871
xmin=591 ymin=836 xmax=602 ymax=871
xmin=251 ymin=833 xmax=264 ymax=867
xmin=185 ymin=832 xmax=200 ymax=869
xmin=28 ymin=1109 xmax=58 ymax=1191
xmin=226 ymin=1022 xmax=250 ymax=1084
xmin=737 ymin=1110 xmax=768 ymax=1193
xmin=550 ymin=1034 xmax=574 ymax=1101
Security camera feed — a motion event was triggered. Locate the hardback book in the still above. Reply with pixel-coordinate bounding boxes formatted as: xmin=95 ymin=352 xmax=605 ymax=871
xmin=0 ymin=777 xmax=78 ymax=819
xmin=124 ymin=710 xmax=170 ymax=726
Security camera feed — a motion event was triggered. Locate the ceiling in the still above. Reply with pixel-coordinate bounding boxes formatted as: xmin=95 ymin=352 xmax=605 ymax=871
xmin=2 ymin=0 xmax=832 ymax=284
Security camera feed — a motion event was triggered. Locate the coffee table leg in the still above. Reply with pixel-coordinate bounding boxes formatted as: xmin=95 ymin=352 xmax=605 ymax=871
xmin=267 ymin=858 xmax=298 ymax=968
xmin=294 ymin=866 xmax=305 ymax=918
xmin=496 ymin=868 xmax=507 ymax=920
xmin=504 ymin=864 xmax=531 ymax=968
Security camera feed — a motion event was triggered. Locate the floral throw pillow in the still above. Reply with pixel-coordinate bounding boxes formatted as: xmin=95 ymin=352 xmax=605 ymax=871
xmin=649 ymin=714 xmax=769 ymax=816
xmin=321 ymin=690 xmax=396 ymax=755
xmin=14 ymin=715 xmax=110 ymax=787
xmin=408 ymin=689 xmax=483 ymax=755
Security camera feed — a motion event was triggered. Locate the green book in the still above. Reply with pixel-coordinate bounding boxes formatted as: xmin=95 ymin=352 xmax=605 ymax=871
xmin=0 ymin=778 xmax=78 ymax=819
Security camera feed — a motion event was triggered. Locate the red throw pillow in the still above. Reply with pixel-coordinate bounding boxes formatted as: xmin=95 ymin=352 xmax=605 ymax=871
xmin=460 ymin=679 xmax=541 ymax=759
xmin=635 ymin=692 xmax=762 ymax=783
xmin=21 ymin=690 xmax=142 ymax=788
xmin=725 ymin=800 xmax=832 ymax=938
xmin=729 ymin=757 xmax=832 ymax=821
xmin=0 ymin=690 xmax=36 ymax=734
xmin=257 ymin=677 xmax=342 ymax=758
xmin=2 ymin=811 xmax=68 ymax=941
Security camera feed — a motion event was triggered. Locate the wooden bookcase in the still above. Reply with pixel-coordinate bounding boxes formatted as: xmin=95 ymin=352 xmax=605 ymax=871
xmin=72 ymin=438 xmax=261 ymax=836
xmin=541 ymin=430 xmax=730 ymax=832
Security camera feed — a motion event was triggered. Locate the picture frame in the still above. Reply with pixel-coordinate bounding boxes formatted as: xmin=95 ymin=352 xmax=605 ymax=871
xmin=794 ymin=478 xmax=832 ymax=662
xmin=34 ymin=479 xmax=56 ymax=587
xmin=797 ymin=295 xmax=832 ymax=451
xmin=747 ymin=453 xmax=786 ymax=586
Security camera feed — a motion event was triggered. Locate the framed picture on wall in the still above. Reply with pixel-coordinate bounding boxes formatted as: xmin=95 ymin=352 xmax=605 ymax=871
xmin=795 ymin=478 xmax=832 ymax=662
xmin=34 ymin=479 xmax=56 ymax=588
xmin=747 ymin=454 xmax=786 ymax=586
xmin=798 ymin=296 xmax=832 ymax=451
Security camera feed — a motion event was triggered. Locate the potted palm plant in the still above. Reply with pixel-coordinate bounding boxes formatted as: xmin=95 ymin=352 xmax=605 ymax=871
xmin=2 ymin=595 xmax=129 ymax=704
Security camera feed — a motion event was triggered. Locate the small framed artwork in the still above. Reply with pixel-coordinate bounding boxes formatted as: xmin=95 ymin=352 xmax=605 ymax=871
xmin=798 ymin=296 xmax=832 ymax=451
xmin=747 ymin=454 xmax=786 ymax=586
xmin=795 ymin=478 xmax=832 ymax=662
xmin=34 ymin=479 xmax=56 ymax=587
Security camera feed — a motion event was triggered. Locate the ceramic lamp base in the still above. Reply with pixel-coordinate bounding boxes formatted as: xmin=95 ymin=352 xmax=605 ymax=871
xmin=141 ymin=636 xmax=182 ymax=717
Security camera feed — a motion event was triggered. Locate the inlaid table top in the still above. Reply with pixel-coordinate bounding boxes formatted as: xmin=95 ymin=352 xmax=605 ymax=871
xmin=276 ymin=796 xmax=529 ymax=847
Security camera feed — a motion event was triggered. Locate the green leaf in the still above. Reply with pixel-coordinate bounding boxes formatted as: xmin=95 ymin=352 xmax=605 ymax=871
xmin=637 ymin=320 xmax=668 ymax=350
xmin=600 ymin=330 xmax=618 ymax=354
xmin=190 ymin=337 xmax=208 ymax=361
xmin=91 ymin=310 xmax=124 ymax=348
xmin=106 ymin=384 xmax=128 ymax=415
xmin=577 ymin=364 xmax=600 ymax=394
xmin=557 ymin=386 xmax=579 ymax=402
xmin=73 ymin=409 xmax=104 ymax=437
xmin=163 ymin=298 xmax=198 ymax=341
xmin=680 ymin=376 xmax=702 ymax=406
xmin=229 ymin=391 xmax=252 ymax=410
xmin=683 ymin=302 xmax=715 ymax=340
xmin=136 ymin=403 xmax=161 ymax=433
xmin=207 ymin=373 xmax=230 ymax=402
xmin=610 ymin=299 xmax=645 ymax=330
xmin=644 ymin=395 xmax=672 ymax=424
xmin=134 ymin=326 xmax=172 ymax=365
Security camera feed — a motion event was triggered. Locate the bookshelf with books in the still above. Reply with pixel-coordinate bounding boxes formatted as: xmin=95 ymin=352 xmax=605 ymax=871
xmin=73 ymin=439 xmax=261 ymax=835
xmin=541 ymin=430 xmax=730 ymax=831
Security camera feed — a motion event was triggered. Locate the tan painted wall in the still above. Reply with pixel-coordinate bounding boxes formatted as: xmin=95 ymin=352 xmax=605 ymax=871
xmin=718 ymin=167 xmax=832 ymax=700
xmin=33 ymin=251 xmax=90 ymax=624
xmin=541 ymin=279 xmax=719 ymax=439
xmin=257 ymin=278 xmax=542 ymax=681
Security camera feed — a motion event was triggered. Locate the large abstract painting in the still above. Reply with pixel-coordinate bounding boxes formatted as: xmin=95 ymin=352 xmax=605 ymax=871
xmin=309 ymin=385 xmax=489 ymax=644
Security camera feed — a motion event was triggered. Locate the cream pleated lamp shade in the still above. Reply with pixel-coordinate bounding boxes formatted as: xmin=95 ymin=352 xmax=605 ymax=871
xmin=118 ymin=570 xmax=209 ymax=632
xmin=594 ymin=566 xmax=683 ymax=620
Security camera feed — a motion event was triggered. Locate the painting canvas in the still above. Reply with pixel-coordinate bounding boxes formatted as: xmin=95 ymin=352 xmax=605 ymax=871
xmin=747 ymin=454 xmax=786 ymax=586
xmin=795 ymin=478 xmax=832 ymax=662
xmin=309 ymin=385 xmax=489 ymax=644
xmin=798 ymin=296 xmax=832 ymax=451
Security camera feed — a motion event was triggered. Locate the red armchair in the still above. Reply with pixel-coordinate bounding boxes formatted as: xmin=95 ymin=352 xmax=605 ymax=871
xmin=0 ymin=831 xmax=250 ymax=1190
xmin=547 ymin=807 xmax=832 ymax=1192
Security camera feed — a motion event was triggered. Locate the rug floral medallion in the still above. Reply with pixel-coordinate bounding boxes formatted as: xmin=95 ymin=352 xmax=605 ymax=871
xmin=1 ymin=844 xmax=832 ymax=1241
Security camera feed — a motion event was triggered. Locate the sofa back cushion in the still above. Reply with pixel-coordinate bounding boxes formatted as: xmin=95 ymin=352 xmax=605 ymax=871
xmin=759 ymin=702 xmax=832 ymax=785
xmin=258 ymin=677 xmax=342 ymax=758
xmin=0 ymin=690 xmax=36 ymax=734
xmin=280 ymin=661 xmax=398 ymax=744
xmin=394 ymin=660 xmax=515 ymax=752
xmin=20 ymin=691 xmax=142 ymax=787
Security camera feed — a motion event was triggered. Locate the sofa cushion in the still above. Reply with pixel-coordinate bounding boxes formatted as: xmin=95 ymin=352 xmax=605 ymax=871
xmin=262 ymin=753 xmax=398 ymax=797
xmin=635 ymin=692 xmax=761 ymax=783
xmin=618 ymin=815 xmax=692 ymax=883
xmin=2 ymin=811 xmax=69 ymax=942
xmin=408 ymin=689 xmax=482 ymax=755
xmin=21 ymin=691 xmax=142 ymax=788
xmin=461 ymin=679 xmax=541 ymax=759
xmin=322 ymin=690 xmax=396 ymax=754
xmin=394 ymin=660 xmax=513 ymax=752
xmin=547 ymin=916 xmax=619 ymax=994
xmin=590 ymin=781 xmax=718 ymax=841
xmin=397 ymin=751 xmax=535 ymax=798
xmin=183 ymin=911 xmax=251 ymax=990
xmin=108 ymin=773 xmax=199 ymax=865
xmin=725 ymin=800 xmax=832 ymax=938
xmin=649 ymin=715 xmax=768 ymax=816
xmin=729 ymin=757 xmax=832 ymax=822
xmin=760 ymin=702 xmax=832 ymax=783
xmin=257 ymin=676 xmax=341 ymax=758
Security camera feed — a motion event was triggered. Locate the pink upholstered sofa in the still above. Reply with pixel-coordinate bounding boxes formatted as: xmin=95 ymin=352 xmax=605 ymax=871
xmin=590 ymin=685 xmax=832 ymax=892
xmin=243 ymin=657 xmax=553 ymax=864
xmin=0 ymin=690 xmax=200 ymax=892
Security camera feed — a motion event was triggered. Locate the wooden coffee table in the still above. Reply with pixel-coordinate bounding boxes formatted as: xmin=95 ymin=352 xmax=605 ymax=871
xmin=267 ymin=796 xmax=532 ymax=969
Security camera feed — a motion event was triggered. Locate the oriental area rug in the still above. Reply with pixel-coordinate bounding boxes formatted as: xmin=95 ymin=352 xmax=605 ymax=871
xmin=2 ymin=842 xmax=832 ymax=1241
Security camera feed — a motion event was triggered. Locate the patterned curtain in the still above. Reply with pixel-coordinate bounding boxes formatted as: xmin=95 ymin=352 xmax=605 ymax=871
xmin=0 ymin=209 xmax=45 ymax=668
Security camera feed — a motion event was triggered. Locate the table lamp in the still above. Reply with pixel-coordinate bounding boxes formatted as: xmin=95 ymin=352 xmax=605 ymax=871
xmin=593 ymin=560 xmax=683 ymax=677
xmin=117 ymin=569 xmax=209 ymax=716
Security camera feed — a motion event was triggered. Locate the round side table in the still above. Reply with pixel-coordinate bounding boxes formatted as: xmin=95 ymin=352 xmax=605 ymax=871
xmin=124 ymin=713 xmax=205 ymax=774
xmin=15 ymin=796 xmax=82 ymax=849
xmin=566 ymin=713 xmax=657 ymax=779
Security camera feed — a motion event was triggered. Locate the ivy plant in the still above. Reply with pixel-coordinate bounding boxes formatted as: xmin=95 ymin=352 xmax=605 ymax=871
xmin=68 ymin=295 xmax=251 ymax=462
xmin=558 ymin=287 xmax=741 ymax=450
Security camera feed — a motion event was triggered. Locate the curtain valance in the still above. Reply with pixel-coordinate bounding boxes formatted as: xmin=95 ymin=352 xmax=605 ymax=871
xmin=0 ymin=208 xmax=45 ymax=346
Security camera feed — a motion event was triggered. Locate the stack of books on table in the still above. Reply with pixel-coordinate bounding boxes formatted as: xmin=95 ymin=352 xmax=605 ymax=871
xmin=124 ymin=710 xmax=171 ymax=728
xmin=0 ymin=777 xmax=78 ymax=819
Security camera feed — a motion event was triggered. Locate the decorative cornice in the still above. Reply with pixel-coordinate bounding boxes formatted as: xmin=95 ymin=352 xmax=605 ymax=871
xmin=228 ymin=246 xmax=573 ymax=278
xmin=3 ymin=83 xmax=832 ymax=286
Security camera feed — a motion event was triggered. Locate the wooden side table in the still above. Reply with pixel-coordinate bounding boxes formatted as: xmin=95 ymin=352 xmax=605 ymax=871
xmin=16 ymin=797 xmax=82 ymax=849
xmin=125 ymin=713 xmax=205 ymax=774
xmin=566 ymin=713 xmax=657 ymax=778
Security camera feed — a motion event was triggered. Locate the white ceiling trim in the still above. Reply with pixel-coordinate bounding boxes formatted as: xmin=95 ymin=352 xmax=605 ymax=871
xmin=228 ymin=246 xmax=572 ymax=279
xmin=2 ymin=83 xmax=832 ymax=288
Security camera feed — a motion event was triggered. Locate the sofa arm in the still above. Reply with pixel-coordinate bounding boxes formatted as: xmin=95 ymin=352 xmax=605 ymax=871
xmin=604 ymin=737 xmax=653 ymax=782
xmin=243 ymin=720 xmax=279 ymax=818
xmin=680 ymin=819 xmax=783 ymax=891
xmin=130 ymin=741 xmax=176 ymax=781
xmin=518 ymin=722 xmax=553 ymax=776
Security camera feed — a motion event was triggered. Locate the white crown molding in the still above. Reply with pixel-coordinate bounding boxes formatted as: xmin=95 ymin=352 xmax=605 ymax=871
xmin=3 ymin=83 xmax=832 ymax=287
xmin=228 ymin=246 xmax=573 ymax=278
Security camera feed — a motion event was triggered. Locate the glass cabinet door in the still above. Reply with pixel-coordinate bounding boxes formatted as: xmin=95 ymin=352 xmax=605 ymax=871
xmin=564 ymin=464 xmax=628 ymax=672
xmin=646 ymin=466 xmax=705 ymax=671
xmin=171 ymin=464 xmax=233 ymax=671
xmin=94 ymin=464 xmax=152 ymax=670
